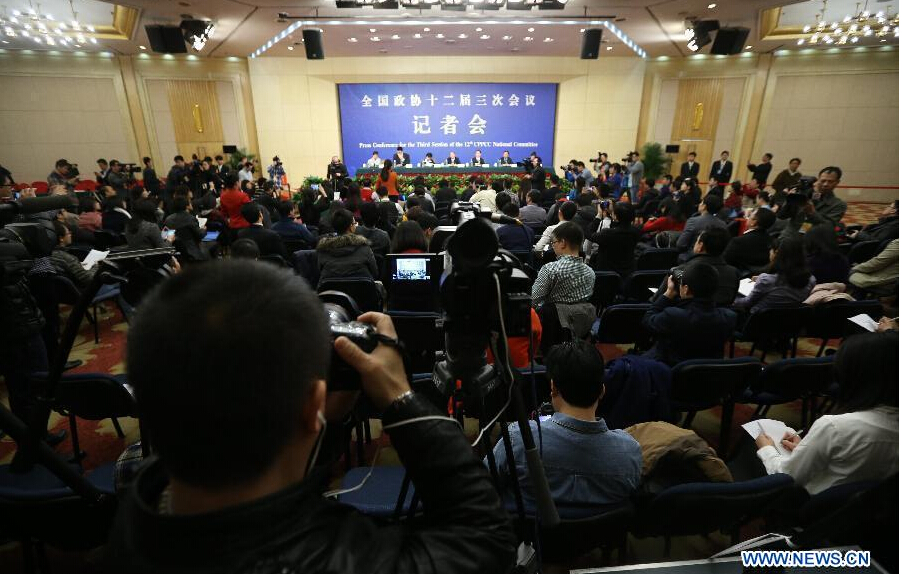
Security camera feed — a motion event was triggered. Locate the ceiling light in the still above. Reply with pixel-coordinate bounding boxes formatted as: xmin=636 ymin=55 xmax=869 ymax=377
xmin=391 ymin=34 xmax=400 ymax=39
xmin=413 ymin=33 xmax=422 ymax=38
xmin=423 ymin=27 xmax=430 ymax=31
xmin=348 ymin=37 xmax=358 ymax=42
xmin=707 ymin=3 xmax=716 ymax=8
xmin=287 ymin=45 xmax=294 ymax=50
xmin=139 ymin=45 xmax=146 ymax=50
xmin=480 ymin=34 xmax=490 ymax=39
xmin=11 ymin=10 xmax=20 ymax=15
xmin=580 ymin=28 xmax=585 ymax=33
xmin=606 ymin=45 xmax=612 ymax=50
xmin=797 ymin=38 xmax=805 ymax=45
xmin=370 ymin=36 xmax=380 ymax=41
xmin=369 ymin=28 xmax=376 ymax=32
xmin=523 ymin=36 xmax=533 ymax=41
xmin=502 ymin=35 xmax=512 ymax=40
xmin=89 ymin=37 xmax=97 ymax=44
xmin=475 ymin=27 xmax=482 ymax=32
xmin=435 ymin=33 xmax=444 ymax=38
xmin=543 ymin=37 xmax=553 ymax=42
xmin=458 ymin=33 xmax=467 ymax=38
xmin=745 ymin=45 xmax=752 ymax=49
xmin=527 ymin=27 xmax=534 ymax=32
xmin=86 ymin=25 xmax=95 ymax=32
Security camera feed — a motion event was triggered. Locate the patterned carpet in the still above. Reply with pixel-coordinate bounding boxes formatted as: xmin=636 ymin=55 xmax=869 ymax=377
xmin=0 ymin=203 xmax=888 ymax=570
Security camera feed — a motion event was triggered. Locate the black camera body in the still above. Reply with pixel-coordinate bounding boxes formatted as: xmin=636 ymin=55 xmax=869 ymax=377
xmin=670 ymin=266 xmax=684 ymax=283
xmin=320 ymin=292 xmax=378 ymax=391
xmin=785 ymin=176 xmax=818 ymax=206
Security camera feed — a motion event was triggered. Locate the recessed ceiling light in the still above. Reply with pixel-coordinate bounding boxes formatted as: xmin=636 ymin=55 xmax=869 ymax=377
xmin=606 ymin=46 xmax=613 ymax=50
xmin=580 ymin=28 xmax=585 ymax=33
xmin=413 ymin=33 xmax=422 ymax=38
xmin=391 ymin=34 xmax=400 ymax=39
xmin=527 ymin=27 xmax=534 ymax=32
xmin=475 ymin=27 xmax=482 ymax=32
xmin=436 ymin=33 xmax=444 ymax=38
xmin=287 ymin=45 xmax=293 ymax=50
xmin=543 ymin=37 xmax=553 ymax=42
xmin=480 ymin=34 xmax=490 ymax=39
xmin=707 ymin=2 xmax=716 ymax=8
xmin=139 ymin=45 xmax=146 ymax=50
xmin=745 ymin=45 xmax=752 ymax=49
xmin=348 ymin=37 xmax=358 ymax=42
xmin=458 ymin=33 xmax=467 ymax=38
xmin=370 ymin=36 xmax=380 ymax=41
xmin=369 ymin=28 xmax=376 ymax=33
xmin=524 ymin=36 xmax=533 ymax=41
xmin=423 ymin=27 xmax=430 ymax=32
xmin=502 ymin=35 xmax=512 ymax=40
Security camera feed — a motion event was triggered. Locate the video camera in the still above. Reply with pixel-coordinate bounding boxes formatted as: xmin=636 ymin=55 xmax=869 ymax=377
xmin=785 ymin=175 xmax=818 ymax=207
xmin=122 ymin=163 xmax=142 ymax=174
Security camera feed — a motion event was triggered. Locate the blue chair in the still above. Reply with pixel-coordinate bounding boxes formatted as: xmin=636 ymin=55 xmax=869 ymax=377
xmin=337 ymin=466 xmax=416 ymax=519
xmin=621 ymin=270 xmax=668 ymax=302
xmin=89 ymin=283 xmax=121 ymax=344
xmin=739 ymin=356 xmax=834 ymax=430
xmin=632 ymin=474 xmax=803 ymax=556
xmin=592 ymin=304 xmax=652 ymax=351
xmin=670 ymin=357 xmax=763 ymax=456
xmin=590 ymin=271 xmax=622 ymax=312
xmin=806 ymin=299 xmax=884 ymax=356
xmin=0 ymin=404 xmax=118 ymax=571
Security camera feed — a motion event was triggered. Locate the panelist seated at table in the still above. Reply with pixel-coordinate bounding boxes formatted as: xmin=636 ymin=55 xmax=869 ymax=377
xmin=421 ymin=153 xmax=436 ymax=166
xmin=393 ymin=146 xmax=411 ymax=166
xmin=445 ymin=152 xmax=462 ymax=165
xmin=364 ymin=151 xmax=383 ymax=168
xmin=499 ymin=150 xmax=515 ymax=166
xmin=471 ymin=150 xmax=487 ymax=166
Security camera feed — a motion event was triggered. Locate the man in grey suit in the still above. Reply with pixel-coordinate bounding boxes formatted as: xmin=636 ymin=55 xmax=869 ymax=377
xmin=676 ymin=194 xmax=727 ymax=261
xmin=626 ymin=152 xmax=644 ymax=204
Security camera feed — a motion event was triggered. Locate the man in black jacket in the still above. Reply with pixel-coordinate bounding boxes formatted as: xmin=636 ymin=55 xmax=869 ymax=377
xmin=653 ymin=226 xmax=739 ymax=307
xmin=709 ymin=150 xmax=733 ymax=187
xmin=679 ymin=152 xmax=700 ymax=181
xmin=587 ymin=202 xmax=641 ymax=277
xmin=747 ymin=153 xmax=773 ymax=188
xmin=530 ymin=156 xmax=546 ymax=191
xmin=434 ymin=178 xmax=457 ymax=203
xmin=643 ymin=263 xmax=737 ymax=366
xmin=237 ymin=202 xmax=288 ymax=259
xmin=107 ymin=261 xmax=517 ymax=574
xmin=722 ymin=207 xmax=776 ymax=273
xmin=848 ymin=200 xmax=898 ymax=244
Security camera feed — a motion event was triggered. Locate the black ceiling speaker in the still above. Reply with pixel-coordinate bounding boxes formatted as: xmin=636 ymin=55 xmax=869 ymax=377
xmin=145 ymin=25 xmax=187 ymax=53
xmin=711 ymin=26 xmax=751 ymax=55
xmin=580 ymin=29 xmax=602 ymax=59
xmin=302 ymin=28 xmax=324 ymax=59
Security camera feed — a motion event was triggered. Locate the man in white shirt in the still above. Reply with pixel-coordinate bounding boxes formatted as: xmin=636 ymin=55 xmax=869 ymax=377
xmin=365 ymin=151 xmax=382 ymax=168
xmin=238 ymin=162 xmax=254 ymax=183
xmin=534 ymin=201 xmax=577 ymax=254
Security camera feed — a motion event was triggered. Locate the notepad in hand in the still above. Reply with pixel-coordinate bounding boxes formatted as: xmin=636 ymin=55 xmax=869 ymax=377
xmin=742 ymin=418 xmax=797 ymax=456
xmin=81 ymin=249 xmax=109 ymax=271
xmin=737 ymin=278 xmax=756 ymax=297
xmin=847 ymin=313 xmax=878 ymax=332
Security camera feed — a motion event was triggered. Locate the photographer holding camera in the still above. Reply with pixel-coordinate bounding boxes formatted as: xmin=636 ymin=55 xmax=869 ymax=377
xmin=107 ymin=260 xmax=516 ymax=573
xmin=47 ymin=159 xmax=78 ymax=191
xmin=804 ymin=166 xmax=848 ymax=228
xmin=106 ymin=160 xmax=130 ymax=194
xmin=267 ymin=156 xmax=286 ymax=190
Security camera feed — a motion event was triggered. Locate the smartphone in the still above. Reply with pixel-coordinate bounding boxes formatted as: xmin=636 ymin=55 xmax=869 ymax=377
xmin=162 ymin=229 xmax=176 ymax=240
xmin=311 ymin=184 xmax=319 ymax=191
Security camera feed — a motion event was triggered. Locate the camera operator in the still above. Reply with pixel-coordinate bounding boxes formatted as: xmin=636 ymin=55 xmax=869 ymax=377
xmin=625 ymin=151 xmax=644 ymax=204
xmin=326 ymin=155 xmax=348 ymax=184
xmin=106 ymin=160 xmax=130 ymax=195
xmin=47 ymin=159 xmax=78 ymax=192
xmin=107 ymin=261 xmax=517 ymax=573
xmin=804 ymin=166 xmax=848 ymax=228
xmin=267 ymin=156 xmax=286 ymax=190
xmin=562 ymin=159 xmax=578 ymax=184
xmin=95 ymin=158 xmax=110 ymax=185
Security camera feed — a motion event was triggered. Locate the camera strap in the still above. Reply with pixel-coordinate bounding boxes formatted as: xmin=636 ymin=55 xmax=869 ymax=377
xmin=375 ymin=333 xmax=415 ymax=383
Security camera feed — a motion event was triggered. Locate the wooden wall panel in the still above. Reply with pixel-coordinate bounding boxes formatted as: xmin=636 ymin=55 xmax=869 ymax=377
xmin=166 ymin=80 xmax=223 ymax=157
xmin=669 ymin=78 xmax=724 ymax=179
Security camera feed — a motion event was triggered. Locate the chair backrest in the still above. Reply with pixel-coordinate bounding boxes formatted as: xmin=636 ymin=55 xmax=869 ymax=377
xmin=622 ymin=270 xmax=668 ymax=302
xmin=591 ymin=271 xmax=622 ymax=312
xmin=636 ymin=248 xmax=678 ymax=271
xmin=726 ymin=219 xmax=741 ymax=238
xmin=93 ymin=230 xmax=125 ymax=251
xmin=318 ymin=277 xmax=383 ymax=312
xmin=671 ymin=357 xmax=763 ymax=408
xmin=54 ymin=374 xmax=137 ymax=420
xmin=293 ymin=249 xmax=320 ymax=286
xmin=848 ymin=240 xmax=881 ymax=265
xmin=637 ymin=473 xmax=798 ymax=538
xmin=750 ymin=356 xmax=834 ymax=399
xmin=283 ymin=238 xmax=313 ymax=253
xmin=259 ymin=254 xmax=290 ymax=268
xmin=387 ymin=311 xmax=443 ymax=374
xmin=741 ymin=306 xmax=812 ymax=340
xmin=594 ymin=304 xmax=652 ymax=345
xmin=807 ymin=299 xmax=884 ymax=340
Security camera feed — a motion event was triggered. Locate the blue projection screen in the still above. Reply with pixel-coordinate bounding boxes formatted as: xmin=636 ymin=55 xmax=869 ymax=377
xmin=338 ymin=83 xmax=557 ymax=170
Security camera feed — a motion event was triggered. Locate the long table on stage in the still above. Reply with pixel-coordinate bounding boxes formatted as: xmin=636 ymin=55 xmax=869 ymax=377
xmin=353 ymin=165 xmax=528 ymax=177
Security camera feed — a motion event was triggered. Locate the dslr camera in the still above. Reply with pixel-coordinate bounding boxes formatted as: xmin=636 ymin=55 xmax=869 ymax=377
xmin=320 ymin=291 xmax=379 ymax=391
xmin=669 ymin=266 xmax=685 ymax=283
xmin=785 ymin=175 xmax=818 ymax=207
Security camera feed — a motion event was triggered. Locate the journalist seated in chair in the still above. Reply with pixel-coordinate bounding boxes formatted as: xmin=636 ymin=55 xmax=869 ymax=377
xmin=316 ymin=208 xmax=379 ymax=285
xmin=391 ymin=220 xmax=429 ymax=254
xmin=847 ymin=200 xmax=898 ymax=244
xmin=488 ymin=340 xmax=642 ymax=508
xmin=126 ymin=200 xmax=168 ymax=250
xmin=732 ymin=236 xmax=815 ymax=315
xmin=102 ymin=196 xmax=132 ymax=234
xmin=237 ymin=202 xmax=289 ymax=260
xmin=272 ymin=200 xmax=317 ymax=248
xmin=722 ymin=206 xmax=776 ymax=275
xmin=355 ymin=202 xmax=390 ymax=258
xmin=746 ymin=332 xmax=898 ymax=494
xmin=108 ymin=261 xmax=517 ymax=573
xmin=651 ymin=227 xmax=739 ymax=308
xmin=496 ymin=202 xmax=535 ymax=252
xmin=643 ymin=263 xmax=737 ymax=366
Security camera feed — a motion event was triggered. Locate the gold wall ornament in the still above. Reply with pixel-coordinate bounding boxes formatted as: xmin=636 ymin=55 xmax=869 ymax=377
xmin=192 ymin=104 xmax=204 ymax=133
xmin=692 ymin=102 xmax=704 ymax=131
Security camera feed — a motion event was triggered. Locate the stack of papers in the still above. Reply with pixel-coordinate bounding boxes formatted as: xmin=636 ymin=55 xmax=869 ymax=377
xmin=847 ymin=314 xmax=879 ymax=332
xmin=737 ymin=277 xmax=756 ymax=297
xmin=741 ymin=418 xmax=797 ymax=456
xmin=81 ymin=249 xmax=109 ymax=271
xmin=196 ymin=216 xmax=207 ymax=228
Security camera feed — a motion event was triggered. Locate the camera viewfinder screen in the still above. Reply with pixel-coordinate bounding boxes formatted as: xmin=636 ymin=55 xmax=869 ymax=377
xmin=392 ymin=258 xmax=430 ymax=281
